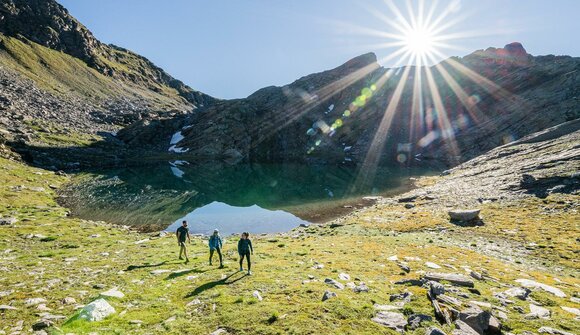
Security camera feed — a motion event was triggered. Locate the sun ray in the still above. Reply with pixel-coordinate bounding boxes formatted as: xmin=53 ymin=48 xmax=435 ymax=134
xmin=354 ymin=56 xmax=415 ymax=190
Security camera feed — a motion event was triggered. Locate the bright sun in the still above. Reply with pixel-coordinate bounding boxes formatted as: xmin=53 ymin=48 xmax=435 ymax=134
xmin=403 ymin=26 xmax=435 ymax=56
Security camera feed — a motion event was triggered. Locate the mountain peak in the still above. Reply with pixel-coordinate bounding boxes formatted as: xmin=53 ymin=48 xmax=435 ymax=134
xmin=343 ymin=52 xmax=378 ymax=70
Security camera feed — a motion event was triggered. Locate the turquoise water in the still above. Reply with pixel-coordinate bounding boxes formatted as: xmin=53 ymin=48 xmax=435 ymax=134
xmin=64 ymin=162 xmax=435 ymax=234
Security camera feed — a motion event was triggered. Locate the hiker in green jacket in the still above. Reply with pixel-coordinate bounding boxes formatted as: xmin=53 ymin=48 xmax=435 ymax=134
xmin=237 ymin=232 xmax=253 ymax=275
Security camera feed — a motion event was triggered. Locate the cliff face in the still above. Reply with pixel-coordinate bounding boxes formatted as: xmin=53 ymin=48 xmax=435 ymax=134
xmin=119 ymin=43 xmax=579 ymax=167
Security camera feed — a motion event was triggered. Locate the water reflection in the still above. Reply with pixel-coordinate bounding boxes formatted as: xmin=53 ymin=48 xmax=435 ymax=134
xmin=166 ymin=201 xmax=308 ymax=235
xmin=63 ymin=162 xmax=434 ymax=233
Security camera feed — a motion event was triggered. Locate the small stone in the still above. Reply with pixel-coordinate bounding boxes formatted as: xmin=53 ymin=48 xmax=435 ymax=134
xmin=0 ymin=304 xmax=17 ymax=310
xmin=150 ymin=269 xmax=171 ymax=275
xmin=390 ymin=291 xmax=413 ymax=303
xmin=322 ymin=290 xmax=337 ymax=301
xmin=252 ymin=291 xmax=263 ymax=301
xmin=100 ymin=287 xmax=124 ymax=298
xmin=311 ymin=263 xmax=324 ymax=270
xmin=397 ymin=262 xmax=411 ymax=273
xmin=129 ymin=320 xmax=143 ymax=325
xmin=338 ymin=273 xmax=350 ymax=281
xmin=324 ymin=278 xmax=345 ymax=290
xmin=25 ymin=298 xmax=47 ymax=306
xmin=92 ymin=284 xmax=106 ymax=289
xmin=388 ymin=255 xmax=399 ymax=261
xmin=425 ymin=262 xmax=441 ymax=269
xmin=526 ymin=304 xmax=550 ymax=319
xmin=62 ymin=297 xmax=76 ymax=305
xmin=374 ymin=304 xmax=402 ymax=311
xmin=353 ymin=283 xmax=369 ymax=293
xmin=210 ymin=329 xmax=228 ymax=335
xmin=503 ymin=287 xmax=531 ymax=300
xmin=32 ymin=319 xmax=52 ymax=331
xmin=0 ymin=217 xmax=17 ymax=225
xmin=470 ymin=271 xmax=483 ymax=280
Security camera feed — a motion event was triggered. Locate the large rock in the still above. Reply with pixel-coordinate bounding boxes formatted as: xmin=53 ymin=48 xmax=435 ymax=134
xmin=78 ymin=298 xmax=115 ymax=321
xmin=426 ymin=327 xmax=447 ymax=335
xmin=458 ymin=304 xmax=501 ymax=335
xmin=424 ymin=273 xmax=475 ymax=288
xmin=515 ymin=279 xmax=566 ymax=297
xmin=448 ymin=209 xmax=480 ymax=222
xmin=453 ymin=320 xmax=480 ymax=335
xmin=372 ymin=311 xmax=407 ymax=333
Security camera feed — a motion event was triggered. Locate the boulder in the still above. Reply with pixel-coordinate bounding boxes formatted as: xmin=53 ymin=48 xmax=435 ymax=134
xmin=424 ymin=272 xmax=475 ymax=288
xmin=372 ymin=311 xmax=407 ymax=333
xmin=78 ymin=298 xmax=115 ymax=321
xmin=25 ymin=298 xmax=47 ymax=306
xmin=458 ymin=304 xmax=501 ymax=335
xmin=321 ymin=290 xmax=337 ymax=301
xmin=515 ymin=279 xmax=566 ymax=297
xmin=398 ymin=262 xmax=411 ymax=273
xmin=427 ymin=281 xmax=446 ymax=296
xmin=338 ymin=273 xmax=350 ymax=281
xmin=407 ymin=314 xmax=432 ymax=330
xmin=425 ymin=262 xmax=442 ymax=269
xmin=453 ymin=320 xmax=480 ymax=335
xmin=448 ymin=209 xmax=480 ymax=222
xmin=0 ymin=304 xmax=18 ymax=310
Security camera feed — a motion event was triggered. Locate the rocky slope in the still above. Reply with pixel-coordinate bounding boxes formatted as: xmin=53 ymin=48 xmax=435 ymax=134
xmin=119 ymin=42 xmax=579 ymax=168
xmin=0 ymin=0 xmax=218 ymax=165
xmin=0 ymin=121 xmax=578 ymax=335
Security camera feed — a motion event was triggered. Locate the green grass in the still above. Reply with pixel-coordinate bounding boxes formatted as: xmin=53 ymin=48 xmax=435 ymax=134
xmin=0 ymin=34 xmax=188 ymax=110
xmin=0 ymin=157 xmax=578 ymax=334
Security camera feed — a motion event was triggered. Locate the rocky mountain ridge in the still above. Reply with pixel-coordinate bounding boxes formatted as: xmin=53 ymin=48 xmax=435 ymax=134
xmin=119 ymin=42 xmax=579 ymax=168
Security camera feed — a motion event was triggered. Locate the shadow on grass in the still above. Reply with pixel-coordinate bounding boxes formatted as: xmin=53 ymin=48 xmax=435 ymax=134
xmin=186 ymin=271 xmax=247 ymax=297
xmin=164 ymin=268 xmax=207 ymax=280
xmin=125 ymin=261 xmax=168 ymax=271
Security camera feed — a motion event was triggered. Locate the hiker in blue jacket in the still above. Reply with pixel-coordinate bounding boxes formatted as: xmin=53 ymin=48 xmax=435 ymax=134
xmin=237 ymin=232 xmax=253 ymax=275
xmin=208 ymin=229 xmax=223 ymax=268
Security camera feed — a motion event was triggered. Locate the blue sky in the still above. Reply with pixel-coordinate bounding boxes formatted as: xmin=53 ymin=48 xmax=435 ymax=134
xmin=58 ymin=0 xmax=578 ymax=99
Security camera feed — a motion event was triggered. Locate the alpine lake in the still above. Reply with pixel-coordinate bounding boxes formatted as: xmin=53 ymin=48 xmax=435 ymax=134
xmin=61 ymin=161 xmax=436 ymax=235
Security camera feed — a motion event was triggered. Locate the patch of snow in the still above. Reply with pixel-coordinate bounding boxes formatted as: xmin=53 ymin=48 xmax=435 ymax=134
xmin=168 ymin=145 xmax=189 ymax=153
xmin=170 ymin=166 xmax=185 ymax=178
xmin=182 ymin=125 xmax=193 ymax=130
xmin=344 ymin=146 xmax=352 ymax=151
xmin=170 ymin=131 xmax=184 ymax=145
xmin=170 ymin=160 xmax=189 ymax=167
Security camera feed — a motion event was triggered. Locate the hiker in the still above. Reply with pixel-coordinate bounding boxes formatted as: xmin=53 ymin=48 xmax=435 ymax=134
xmin=208 ymin=229 xmax=223 ymax=268
xmin=176 ymin=220 xmax=191 ymax=263
xmin=237 ymin=232 xmax=253 ymax=275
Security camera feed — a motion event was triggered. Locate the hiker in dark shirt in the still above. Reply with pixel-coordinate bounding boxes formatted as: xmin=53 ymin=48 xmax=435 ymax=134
xmin=237 ymin=232 xmax=253 ymax=275
xmin=208 ymin=229 xmax=223 ymax=268
xmin=176 ymin=220 xmax=191 ymax=263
